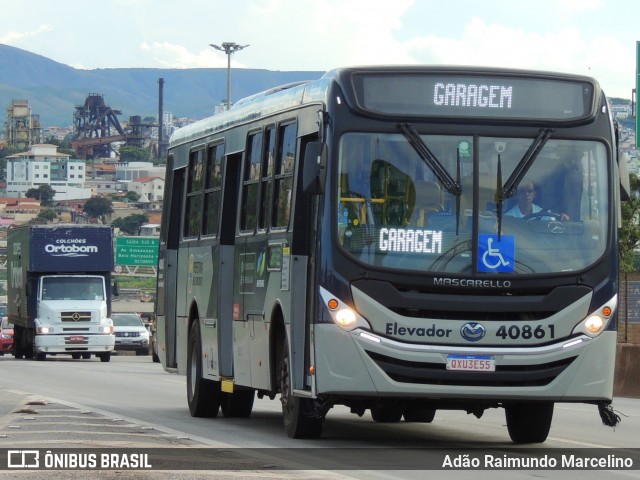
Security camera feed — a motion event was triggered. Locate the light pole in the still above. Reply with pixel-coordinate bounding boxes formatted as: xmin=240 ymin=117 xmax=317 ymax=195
xmin=210 ymin=42 xmax=249 ymax=110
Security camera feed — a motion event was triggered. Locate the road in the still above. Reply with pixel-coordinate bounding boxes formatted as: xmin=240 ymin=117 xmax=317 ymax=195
xmin=0 ymin=354 xmax=639 ymax=479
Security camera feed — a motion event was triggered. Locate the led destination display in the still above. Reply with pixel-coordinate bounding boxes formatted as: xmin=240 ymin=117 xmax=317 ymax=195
xmin=353 ymin=72 xmax=595 ymax=120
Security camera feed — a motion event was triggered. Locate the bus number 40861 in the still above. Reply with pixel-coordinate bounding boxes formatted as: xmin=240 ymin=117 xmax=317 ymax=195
xmin=496 ymin=324 xmax=555 ymax=340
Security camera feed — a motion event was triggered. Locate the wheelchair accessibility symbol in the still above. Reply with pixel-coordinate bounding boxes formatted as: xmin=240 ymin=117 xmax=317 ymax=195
xmin=478 ymin=234 xmax=515 ymax=273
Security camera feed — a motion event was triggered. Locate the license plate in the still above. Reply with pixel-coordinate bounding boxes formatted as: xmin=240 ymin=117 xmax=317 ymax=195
xmin=446 ymin=354 xmax=495 ymax=372
xmin=69 ymin=336 xmax=85 ymax=343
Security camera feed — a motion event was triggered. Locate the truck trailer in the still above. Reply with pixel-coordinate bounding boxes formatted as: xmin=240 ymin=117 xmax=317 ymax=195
xmin=8 ymin=224 xmax=116 ymax=361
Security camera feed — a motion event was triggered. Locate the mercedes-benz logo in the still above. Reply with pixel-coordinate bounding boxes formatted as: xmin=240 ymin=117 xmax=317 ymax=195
xmin=72 ymin=312 xmax=81 ymax=321
xmin=460 ymin=322 xmax=486 ymax=342
xmin=548 ymin=222 xmax=565 ymax=234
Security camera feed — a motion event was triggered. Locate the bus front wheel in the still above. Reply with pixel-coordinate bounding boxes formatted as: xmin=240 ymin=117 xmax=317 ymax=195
xmin=187 ymin=321 xmax=221 ymax=418
xmin=505 ymin=401 xmax=554 ymax=443
xmin=279 ymin=343 xmax=323 ymax=439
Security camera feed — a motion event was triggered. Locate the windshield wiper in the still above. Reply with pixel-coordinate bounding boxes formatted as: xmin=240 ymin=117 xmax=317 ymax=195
xmin=496 ymin=128 xmax=553 ymax=236
xmin=500 ymin=128 xmax=553 ymax=199
xmin=399 ymin=124 xmax=461 ymax=196
xmin=400 ymin=123 xmax=463 ymax=234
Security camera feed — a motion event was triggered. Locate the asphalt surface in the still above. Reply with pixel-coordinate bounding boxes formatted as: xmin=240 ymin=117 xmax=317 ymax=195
xmin=0 ymin=387 xmax=336 ymax=479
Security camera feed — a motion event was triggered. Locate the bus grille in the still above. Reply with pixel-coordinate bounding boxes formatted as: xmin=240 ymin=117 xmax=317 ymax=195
xmin=60 ymin=311 xmax=93 ymax=322
xmin=365 ymin=351 xmax=576 ymax=387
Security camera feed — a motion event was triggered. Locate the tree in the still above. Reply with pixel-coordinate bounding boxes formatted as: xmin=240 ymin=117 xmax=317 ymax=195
xmin=125 ymin=191 xmax=141 ymax=203
xmin=119 ymin=146 xmax=150 ymax=163
xmin=25 ymin=184 xmax=56 ymax=206
xmin=83 ymin=197 xmax=113 ymax=222
xmin=619 ymin=173 xmax=640 ymax=272
xmin=37 ymin=208 xmax=58 ymax=221
xmin=112 ymin=213 xmax=149 ymax=235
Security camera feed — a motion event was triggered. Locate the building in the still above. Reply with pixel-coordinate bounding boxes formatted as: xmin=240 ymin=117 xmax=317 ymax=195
xmin=116 ymin=162 xmax=165 ymax=182
xmin=128 ymin=176 xmax=164 ymax=205
xmin=0 ymin=197 xmax=42 ymax=225
xmin=84 ymin=179 xmax=121 ymax=197
xmin=4 ymin=99 xmax=43 ymax=150
xmin=139 ymin=223 xmax=160 ymax=236
xmin=5 ymin=144 xmax=93 ymax=200
xmin=611 ymin=103 xmax=632 ymax=120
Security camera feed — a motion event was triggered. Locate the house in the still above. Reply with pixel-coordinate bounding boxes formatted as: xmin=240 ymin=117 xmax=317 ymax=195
xmin=4 ymin=144 xmax=93 ymax=200
xmin=129 ymin=176 xmax=164 ymax=207
xmin=139 ymin=223 xmax=160 ymax=236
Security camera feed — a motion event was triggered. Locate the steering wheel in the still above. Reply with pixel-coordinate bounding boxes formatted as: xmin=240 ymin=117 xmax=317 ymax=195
xmin=522 ymin=210 xmax=564 ymax=221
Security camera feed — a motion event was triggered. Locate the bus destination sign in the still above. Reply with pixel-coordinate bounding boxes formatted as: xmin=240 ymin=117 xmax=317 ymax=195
xmin=353 ymin=73 xmax=595 ymax=121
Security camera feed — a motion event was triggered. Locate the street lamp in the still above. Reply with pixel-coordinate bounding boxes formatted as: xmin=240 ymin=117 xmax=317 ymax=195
xmin=210 ymin=42 xmax=249 ymax=110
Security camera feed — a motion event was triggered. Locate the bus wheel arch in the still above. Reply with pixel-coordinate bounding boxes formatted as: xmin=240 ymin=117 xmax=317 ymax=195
xmin=186 ymin=310 xmax=221 ymax=418
xmin=272 ymin=310 xmax=324 ymax=439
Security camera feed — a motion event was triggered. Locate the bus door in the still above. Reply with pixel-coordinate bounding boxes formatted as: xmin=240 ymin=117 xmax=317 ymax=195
xmin=232 ymin=234 xmax=254 ymax=386
xmin=158 ymin=164 xmax=184 ymax=369
xmin=244 ymin=235 xmax=272 ymax=391
xmin=231 ymin=129 xmax=270 ymax=389
xmin=216 ymin=153 xmax=242 ymax=380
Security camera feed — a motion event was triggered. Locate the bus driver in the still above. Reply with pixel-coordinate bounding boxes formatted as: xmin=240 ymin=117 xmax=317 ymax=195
xmin=505 ymin=181 xmax=569 ymax=221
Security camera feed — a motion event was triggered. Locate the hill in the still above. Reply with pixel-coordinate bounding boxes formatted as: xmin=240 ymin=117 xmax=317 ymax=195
xmin=0 ymin=44 xmax=324 ymax=127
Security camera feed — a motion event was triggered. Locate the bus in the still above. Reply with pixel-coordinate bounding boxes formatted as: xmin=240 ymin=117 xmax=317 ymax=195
xmin=156 ymin=66 xmax=629 ymax=443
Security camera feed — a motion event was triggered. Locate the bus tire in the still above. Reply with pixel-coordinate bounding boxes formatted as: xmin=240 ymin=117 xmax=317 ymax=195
xmin=371 ymin=403 xmax=403 ymax=423
xmin=221 ymin=390 xmax=255 ymax=418
xmin=187 ymin=321 xmax=221 ymax=418
xmin=403 ymin=406 xmax=436 ymax=423
xmin=279 ymin=343 xmax=323 ymax=439
xmin=505 ymin=401 xmax=554 ymax=443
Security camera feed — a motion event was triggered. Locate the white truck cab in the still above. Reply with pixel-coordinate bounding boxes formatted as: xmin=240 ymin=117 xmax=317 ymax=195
xmin=34 ymin=274 xmax=115 ymax=361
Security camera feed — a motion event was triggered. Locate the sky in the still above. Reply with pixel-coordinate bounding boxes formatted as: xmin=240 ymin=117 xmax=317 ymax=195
xmin=0 ymin=0 xmax=638 ymax=98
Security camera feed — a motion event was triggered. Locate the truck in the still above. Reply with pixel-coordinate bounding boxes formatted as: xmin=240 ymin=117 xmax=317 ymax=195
xmin=8 ymin=224 xmax=117 ymax=362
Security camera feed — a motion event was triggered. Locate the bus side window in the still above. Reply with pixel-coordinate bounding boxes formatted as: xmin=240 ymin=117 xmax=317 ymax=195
xmin=184 ymin=149 xmax=204 ymax=238
xmin=240 ymin=131 xmax=263 ymax=232
xmin=273 ymin=123 xmax=297 ymax=228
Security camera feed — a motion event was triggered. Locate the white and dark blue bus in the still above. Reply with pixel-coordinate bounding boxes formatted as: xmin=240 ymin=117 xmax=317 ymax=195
xmin=156 ymin=66 xmax=628 ymax=443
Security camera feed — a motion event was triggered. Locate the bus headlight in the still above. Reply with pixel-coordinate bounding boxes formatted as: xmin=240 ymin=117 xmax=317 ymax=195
xmin=335 ymin=308 xmax=357 ymax=327
xmin=572 ymin=295 xmax=616 ymax=338
xmin=584 ymin=315 xmax=605 ymax=334
xmin=320 ymin=287 xmax=371 ymax=331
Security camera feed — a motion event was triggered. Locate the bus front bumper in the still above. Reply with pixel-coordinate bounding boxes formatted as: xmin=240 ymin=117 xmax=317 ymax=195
xmin=313 ymin=324 xmax=615 ymax=402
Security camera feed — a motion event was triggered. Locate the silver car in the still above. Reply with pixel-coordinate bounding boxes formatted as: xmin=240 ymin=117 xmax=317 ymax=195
xmin=111 ymin=313 xmax=149 ymax=356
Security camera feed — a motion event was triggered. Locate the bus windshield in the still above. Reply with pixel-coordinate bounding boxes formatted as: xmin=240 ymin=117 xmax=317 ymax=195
xmin=337 ymin=132 xmax=609 ymax=274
